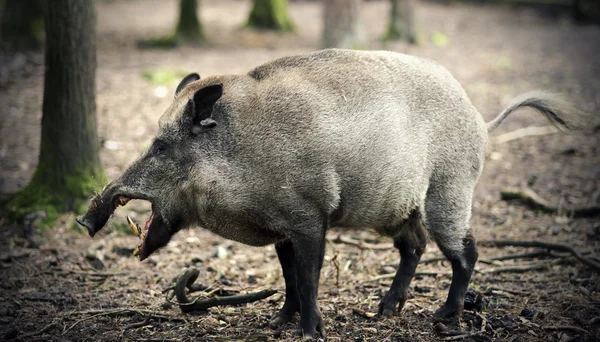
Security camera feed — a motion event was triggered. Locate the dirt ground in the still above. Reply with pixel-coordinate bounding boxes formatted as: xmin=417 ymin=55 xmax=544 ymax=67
xmin=1 ymin=0 xmax=600 ymax=341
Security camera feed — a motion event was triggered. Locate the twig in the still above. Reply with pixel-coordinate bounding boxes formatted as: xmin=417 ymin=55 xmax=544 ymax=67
xmin=63 ymin=308 xmax=184 ymax=335
xmin=441 ymin=331 xmax=487 ymax=341
xmin=486 ymin=287 xmax=530 ymax=296
xmin=352 ymin=308 xmax=376 ymax=319
xmin=542 ymin=325 xmax=589 ymax=334
xmin=327 ymin=235 xmax=393 ymax=250
xmin=480 ymin=240 xmax=600 ymax=272
xmin=17 ymin=322 xmax=58 ymax=339
xmin=368 ymin=270 xmax=451 ymax=282
xmin=331 ymin=254 xmax=340 ymax=287
xmin=124 ymin=313 xmax=153 ymax=330
xmin=500 ymin=187 xmax=600 ymax=218
xmin=493 ymin=125 xmax=558 ymax=145
xmin=174 ymin=268 xmax=277 ymax=313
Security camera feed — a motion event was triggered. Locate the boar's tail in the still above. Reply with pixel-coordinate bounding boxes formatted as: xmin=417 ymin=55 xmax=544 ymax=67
xmin=486 ymin=91 xmax=589 ymax=133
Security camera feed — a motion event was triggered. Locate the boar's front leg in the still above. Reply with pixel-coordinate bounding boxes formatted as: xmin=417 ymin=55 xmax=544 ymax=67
xmin=270 ymin=240 xmax=301 ymax=327
xmin=288 ymin=221 xmax=327 ymax=340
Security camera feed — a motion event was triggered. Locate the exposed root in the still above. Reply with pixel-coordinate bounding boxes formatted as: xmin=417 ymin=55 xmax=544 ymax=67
xmin=480 ymin=240 xmax=600 ymax=272
xmin=500 ymin=187 xmax=600 ymax=218
xmin=173 ymin=268 xmax=277 ymax=313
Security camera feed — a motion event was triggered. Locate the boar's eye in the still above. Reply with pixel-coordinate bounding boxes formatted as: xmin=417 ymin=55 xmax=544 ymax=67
xmin=150 ymin=139 xmax=167 ymax=156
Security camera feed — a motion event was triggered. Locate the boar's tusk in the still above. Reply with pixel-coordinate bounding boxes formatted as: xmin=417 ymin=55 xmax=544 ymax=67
xmin=126 ymin=215 xmax=141 ymax=237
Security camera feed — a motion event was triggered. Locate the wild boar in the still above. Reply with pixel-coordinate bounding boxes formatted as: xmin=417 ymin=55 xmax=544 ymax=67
xmin=77 ymin=49 xmax=583 ymax=339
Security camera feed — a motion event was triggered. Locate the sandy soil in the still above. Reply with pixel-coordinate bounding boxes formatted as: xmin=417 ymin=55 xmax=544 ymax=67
xmin=0 ymin=0 xmax=599 ymax=341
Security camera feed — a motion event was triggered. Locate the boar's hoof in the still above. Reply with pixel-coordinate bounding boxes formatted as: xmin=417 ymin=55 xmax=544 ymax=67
xmin=269 ymin=313 xmax=294 ymax=328
xmin=294 ymin=329 xmax=325 ymax=342
xmin=433 ymin=304 xmax=460 ymax=321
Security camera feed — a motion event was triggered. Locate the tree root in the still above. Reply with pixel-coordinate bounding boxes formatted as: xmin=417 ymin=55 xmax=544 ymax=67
xmin=174 ymin=268 xmax=276 ymax=313
xmin=480 ymin=240 xmax=600 ymax=272
xmin=500 ymin=187 xmax=600 ymax=218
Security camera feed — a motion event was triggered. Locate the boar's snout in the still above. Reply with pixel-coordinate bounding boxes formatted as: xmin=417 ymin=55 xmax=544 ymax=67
xmin=75 ymin=215 xmax=97 ymax=237
xmin=76 ymin=182 xmax=124 ymax=237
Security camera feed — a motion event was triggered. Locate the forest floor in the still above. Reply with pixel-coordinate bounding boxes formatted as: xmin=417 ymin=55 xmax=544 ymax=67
xmin=1 ymin=0 xmax=599 ymax=341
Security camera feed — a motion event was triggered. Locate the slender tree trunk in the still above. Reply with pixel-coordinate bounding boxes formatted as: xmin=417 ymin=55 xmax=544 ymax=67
xmin=321 ymin=0 xmax=363 ymax=49
xmin=175 ymin=0 xmax=204 ymax=41
xmin=385 ymin=0 xmax=416 ymax=43
xmin=0 ymin=0 xmax=44 ymax=49
xmin=246 ymin=0 xmax=295 ymax=32
xmin=8 ymin=0 xmax=106 ymax=224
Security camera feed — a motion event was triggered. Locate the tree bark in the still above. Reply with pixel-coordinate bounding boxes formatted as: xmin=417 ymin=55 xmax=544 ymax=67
xmin=7 ymin=0 xmax=106 ymax=224
xmin=321 ymin=0 xmax=364 ymax=49
xmin=246 ymin=0 xmax=295 ymax=32
xmin=385 ymin=0 xmax=416 ymax=43
xmin=0 ymin=0 xmax=44 ymax=49
xmin=175 ymin=0 xmax=204 ymax=41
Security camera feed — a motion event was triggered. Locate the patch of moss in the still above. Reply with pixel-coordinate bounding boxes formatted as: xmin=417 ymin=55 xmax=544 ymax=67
xmin=142 ymin=68 xmax=189 ymax=86
xmin=5 ymin=167 xmax=107 ymax=228
xmin=137 ymin=35 xmax=181 ymax=49
xmin=245 ymin=0 xmax=295 ymax=32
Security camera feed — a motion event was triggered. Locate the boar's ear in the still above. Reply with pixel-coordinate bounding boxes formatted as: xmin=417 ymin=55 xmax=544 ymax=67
xmin=175 ymin=73 xmax=200 ymax=96
xmin=189 ymin=83 xmax=223 ymax=133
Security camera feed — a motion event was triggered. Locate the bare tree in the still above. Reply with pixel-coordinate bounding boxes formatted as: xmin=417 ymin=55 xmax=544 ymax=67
xmin=385 ymin=0 xmax=416 ymax=43
xmin=321 ymin=0 xmax=364 ymax=49
xmin=8 ymin=0 xmax=105 ymax=224
xmin=175 ymin=0 xmax=204 ymax=42
xmin=246 ymin=0 xmax=295 ymax=32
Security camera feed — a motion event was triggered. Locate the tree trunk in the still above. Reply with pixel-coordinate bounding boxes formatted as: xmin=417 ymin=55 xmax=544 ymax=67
xmin=246 ymin=0 xmax=295 ymax=32
xmin=7 ymin=0 xmax=106 ymax=225
xmin=321 ymin=0 xmax=363 ymax=49
xmin=175 ymin=0 xmax=204 ymax=41
xmin=0 ymin=0 xmax=44 ymax=49
xmin=385 ymin=0 xmax=416 ymax=43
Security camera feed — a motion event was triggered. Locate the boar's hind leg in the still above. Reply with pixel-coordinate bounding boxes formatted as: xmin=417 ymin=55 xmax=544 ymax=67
xmin=425 ymin=183 xmax=479 ymax=320
xmin=288 ymin=221 xmax=327 ymax=340
xmin=378 ymin=216 xmax=427 ymax=317
xmin=270 ymin=240 xmax=301 ymax=327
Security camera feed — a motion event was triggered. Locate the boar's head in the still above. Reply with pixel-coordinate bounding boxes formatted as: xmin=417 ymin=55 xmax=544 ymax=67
xmin=76 ymin=73 xmax=224 ymax=260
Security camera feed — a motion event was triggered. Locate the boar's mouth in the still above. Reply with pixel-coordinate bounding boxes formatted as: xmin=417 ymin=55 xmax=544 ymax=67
xmin=77 ymin=193 xmax=175 ymax=262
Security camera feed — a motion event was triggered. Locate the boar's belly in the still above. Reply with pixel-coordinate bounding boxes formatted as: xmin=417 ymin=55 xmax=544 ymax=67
xmin=205 ymin=223 xmax=285 ymax=247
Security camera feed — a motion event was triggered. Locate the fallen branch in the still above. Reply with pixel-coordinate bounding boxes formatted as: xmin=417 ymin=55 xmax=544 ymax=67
xmin=493 ymin=125 xmax=558 ymax=145
xmin=327 ymin=235 xmax=393 ymax=250
xmin=480 ymin=240 xmax=600 ymax=272
xmin=174 ymin=268 xmax=276 ymax=313
xmin=500 ymin=187 xmax=600 ymax=218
